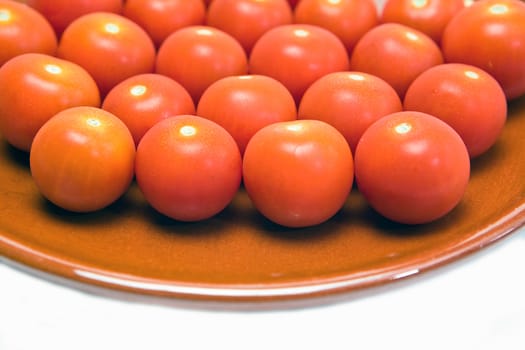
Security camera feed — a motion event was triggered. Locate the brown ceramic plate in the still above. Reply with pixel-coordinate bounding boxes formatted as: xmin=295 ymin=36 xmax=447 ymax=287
xmin=1 ymin=96 xmax=525 ymax=303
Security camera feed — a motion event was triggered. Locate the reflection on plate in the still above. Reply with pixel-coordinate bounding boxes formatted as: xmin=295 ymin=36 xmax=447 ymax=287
xmin=1 ymin=97 xmax=525 ymax=303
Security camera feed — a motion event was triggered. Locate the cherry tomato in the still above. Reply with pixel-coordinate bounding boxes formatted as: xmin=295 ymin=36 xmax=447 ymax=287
xmin=0 ymin=53 xmax=100 ymax=151
xmin=123 ymin=0 xmax=206 ymax=47
xmin=350 ymin=23 xmax=443 ymax=99
xmin=298 ymin=71 xmax=403 ymax=153
xmin=135 ymin=115 xmax=242 ymax=222
xmin=404 ymin=63 xmax=507 ymax=158
xmin=57 ymin=12 xmax=156 ymax=96
xmin=293 ymin=0 xmax=378 ymax=54
xmin=156 ymin=25 xmax=248 ymax=104
xmin=249 ymin=24 xmax=350 ymax=104
xmin=196 ymin=74 xmax=297 ymax=154
xmin=102 ymin=73 xmax=195 ymax=146
xmin=380 ymin=0 xmax=465 ymax=43
xmin=354 ymin=111 xmax=470 ymax=225
xmin=30 ymin=106 xmax=135 ymax=212
xmin=441 ymin=0 xmax=525 ymax=100
xmin=26 ymin=0 xmax=123 ymax=37
xmin=205 ymin=0 xmax=293 ymax=54
xmin=243 ymin=119 xmax=354 ymax=228
xmin=0 ymin=0 xmax=57 ymax=66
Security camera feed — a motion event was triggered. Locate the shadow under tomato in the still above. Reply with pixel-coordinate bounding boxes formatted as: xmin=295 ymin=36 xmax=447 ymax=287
xmin=362 ymin=200 xmax=468 ymax=239
xmin=141 ymin=202 xmax=237 ymax=238
xmin=254 ymin=214 xmax=340 ymax=241
xmin=469 ymin=139 xmax=504 ymax=176
xmin=246 ymin=196 xmax=365 ymax=243
xmin=344 ymin=182 xmax=468 ymax=239
xmin=508 ymin=94 xmax=525 ymax=115
xmin=1 ymin=141 xmax=30 ymax=169
xmin=37 ymin=188 xmax=134 ymax=227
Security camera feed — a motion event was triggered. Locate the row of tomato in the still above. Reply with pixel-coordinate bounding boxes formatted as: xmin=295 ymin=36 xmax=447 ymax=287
xmin=0 ymin=0 xmax=524 ymax=228
xmin=4 ymin=0 xmax=524 ymax=102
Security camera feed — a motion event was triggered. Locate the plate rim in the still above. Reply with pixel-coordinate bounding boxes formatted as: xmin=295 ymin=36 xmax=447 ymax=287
xmin=2 ymin=201 xmax=524 ymax=302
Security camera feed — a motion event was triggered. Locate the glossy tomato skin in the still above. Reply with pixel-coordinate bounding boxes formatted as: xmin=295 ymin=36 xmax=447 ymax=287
xmin=298 ymin=71 xmax=402 ymax=153
xmin=135 ymin=115 xmax=242 ymax=222
xmin=0 ymin=0 xmax=57 ymax=66
xmin=350 ymin=23 xmax=443 ymax=99
xmin=354 ymin=111 xmax=470 ymax=225
xmin=30 ymin=106 xmax=135 ymax=213
xmin=57 ymin=12 xmax=156 ymax=97
xmin=380 ymin=0 xmax=465 ymax=43
xmin=206 ymin=0 xmax=293 ymax=54
xmin=26 ymin=0 xmax=123 ymax=37
xmin=404 ymin=63 xmax=507 ymax=158
xmin=123 ymin=0 xmax=206 ymax=47
xmin=243 ymin=119 xmax=354 ymax=228
xmin=196 ymin=74 xmax=297 ymax=154
xmin=0 ymin=53 xmax=100 ymax=151
xmin=156 ymin=26 xmax=248 ymax=104
xmin=102 ymin=73 xmax=195 ymax=146
xmin=441 ymin=0 xmax=525 ymax=100
xmin=293 ymin=0 xmax=378 ymax=54
xmin=249 ymin=24 xmax=350 ymax=104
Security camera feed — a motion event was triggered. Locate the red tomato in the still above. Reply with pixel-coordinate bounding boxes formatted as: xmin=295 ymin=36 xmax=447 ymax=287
xmin=123 ymin=0 xmax=206 ymax=47
xmin=135 ymin=115 xmax=242 ymax=222
xmin=380 ymin=0 xmax=465 ymax=43
xmin=293 ymin=0 xmax=379 ymax=53
xmin=0 ymin=0 xmax=57 ymax=66
xmin=298 ymin=71 xmax=403 ymax=153
xmin=102 ymin=73 xmax=195 ymax=146
xmin=156 ymin=25 xmax=248 ymax=104
xmin=243 ymin=119 xmax=354 ymax=228
xmin=354 ymin=111 xmax=470 ymax=225
xmin=26 ymin=0 xmax=123 ymax=37
xmin=350 ymin=23 xmax=443 ymax=99
xmin=205 ymin=0 xmax=293 ymax=54
xmin=404 ymin=63 xmax=507 ymax=158
xmin=0 ymin=53 xmax=100 ymax=151
xmin=57 ymin=12 xmax=156 ymax=96
xmin=441 ymin=0 xmax=525 ymax=100
xmin=196 ymin=74 xmax=297 ymax=154
xmin=30 ymin=106 xmax=135 ymax=212
xmin=249 ymin=24 xmax=350 ymax=104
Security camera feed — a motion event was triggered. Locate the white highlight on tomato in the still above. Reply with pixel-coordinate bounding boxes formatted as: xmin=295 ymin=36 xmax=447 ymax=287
xmin=405 ymin=31 xmax=419 ymax=41
xmin=196 ymin=28 xmax=214 ymax=36
xmin=180 ymin=125 xmax=197 ymax=137
xmin=0 ymin=9 xmax=11 ymax=22
xmin=86 ymin=118 xmax=102 ymax=128
xmin=464 ymin=70 xmax=480 ymax=80
xmin=411 ymin=0 xmax=428 ymax=9
xmin=395 ymin=122 xmax=412 ymax=134
xmin=130 ymin=85 xmax=147 ymax=96
xmin=104 ymin=23 xmax=120 ymax=34
xmin=293 ymin=29 xmax=310 ymax=38
xmin=489 ymin=4 xmax=509 ymax=15
xmin=44 ymin=64 xmax=62 ymax=75
xmin=285 ymin=123 xmax=304 ymax=132
xmin=348 ymin=73 xmax=366 ymax=81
